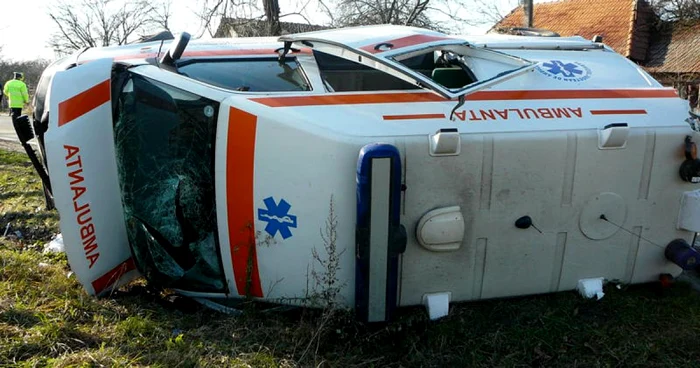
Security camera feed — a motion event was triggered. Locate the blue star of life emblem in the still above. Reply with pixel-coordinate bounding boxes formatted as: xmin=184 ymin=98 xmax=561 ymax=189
xmin=542 ymin=60 xmax=583 ymax=78
xmin=257 ymin=197 xmax=297 ymax=239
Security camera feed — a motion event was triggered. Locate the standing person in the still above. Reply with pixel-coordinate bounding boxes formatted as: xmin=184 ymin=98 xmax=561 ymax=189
xmin=3 ymin=72 xmax=29 ymax=121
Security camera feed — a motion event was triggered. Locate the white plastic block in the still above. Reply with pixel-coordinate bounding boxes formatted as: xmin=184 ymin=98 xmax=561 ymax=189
xmin=43 ymin=233 xmax=65 ymax=253
xmin=429 ymin=129 xmax=461 ymax=156
xmin=598 ymin=124 xmax=629 ymax=149
xmin=678 ymin=190 xmax=700 ymax=232
xmin=576 ymin=277 xmax=605 ymax=300
xmin=422 ymin=292 xmax=451 ymax=320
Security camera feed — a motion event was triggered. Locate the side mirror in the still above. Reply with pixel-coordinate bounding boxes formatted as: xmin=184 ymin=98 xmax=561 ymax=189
xmin=159 ymin=32 xmax=191 ymax=66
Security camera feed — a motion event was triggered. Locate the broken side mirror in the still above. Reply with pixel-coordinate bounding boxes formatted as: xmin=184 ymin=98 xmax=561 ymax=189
xmin=12 ymin=114 xmax=53 ymax=197
xmin=13 ymin=114 xmax=34 ymax=144
xmin=159 ymin=32 xmax=191 ymax=67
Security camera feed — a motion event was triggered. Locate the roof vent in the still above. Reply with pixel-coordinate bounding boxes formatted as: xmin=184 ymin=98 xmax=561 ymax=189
xmin=592 ymin=35 xmax=603 ymax=43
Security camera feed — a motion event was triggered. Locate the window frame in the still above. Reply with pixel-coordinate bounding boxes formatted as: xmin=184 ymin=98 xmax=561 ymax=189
xmin=280 ymin=35 xmax=537 ymax=99
xmin=175 ymin=56 xmax=315 ymax=93
xmin=113 ymin=68 xmax=233 ymax=296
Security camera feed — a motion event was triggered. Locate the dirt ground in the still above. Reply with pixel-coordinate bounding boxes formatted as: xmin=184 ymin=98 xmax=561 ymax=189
xmin=0 ymin=140 xmax=23 ymax=153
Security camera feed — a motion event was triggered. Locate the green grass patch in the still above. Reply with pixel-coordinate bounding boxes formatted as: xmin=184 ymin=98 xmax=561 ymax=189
xmin=0 ymin=149 xmax=58 ymax=244
xmin=3 ymin=147 xmax=700 ymax=367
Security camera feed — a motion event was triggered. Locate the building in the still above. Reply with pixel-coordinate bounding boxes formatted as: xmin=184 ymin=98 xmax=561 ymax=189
xmin=214 ymin=18 xmax=328 ymax=38
xmin=493 ymin=0 xmax=700 ymax=112
xmin=645 ymin=21 xmax=700 ymax=105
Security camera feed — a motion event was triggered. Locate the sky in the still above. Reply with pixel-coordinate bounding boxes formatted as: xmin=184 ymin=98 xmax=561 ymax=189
xmin=0 ymin=0 xmax=529 ymax=61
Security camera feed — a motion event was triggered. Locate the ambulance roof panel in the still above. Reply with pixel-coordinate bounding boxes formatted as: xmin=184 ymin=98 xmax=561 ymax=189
xmin=75 ymin=25 xmax=610 ymax=66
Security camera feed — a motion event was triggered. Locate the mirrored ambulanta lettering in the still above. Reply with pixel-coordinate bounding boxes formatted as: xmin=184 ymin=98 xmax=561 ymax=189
xmin=112 ymin=72 xmax=227 ymax=292
xmin=64 ymin=144 xmax=100 ymax=268
xmin=454 ymin=107 xmax=584 ymax=121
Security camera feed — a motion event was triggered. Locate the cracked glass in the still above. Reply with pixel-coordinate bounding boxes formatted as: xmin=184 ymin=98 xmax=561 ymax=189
xmin=113 ymin=73 xmax=226 ymax=292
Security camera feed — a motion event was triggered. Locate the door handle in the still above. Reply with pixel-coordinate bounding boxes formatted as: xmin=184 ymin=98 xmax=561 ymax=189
xmin=598 ymin=123 xmax=629 ymax=149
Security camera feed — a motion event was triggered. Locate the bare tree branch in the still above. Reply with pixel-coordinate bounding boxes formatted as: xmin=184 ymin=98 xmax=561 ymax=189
xmin=327 ymin=0 xmax=435 ymax=28
xmin=650 ymin=0 xmax=700 ymax=22
xmin=47 ymin=0 xmax=169 ymax=55
xmin=280 ymin=12 xmax=313 ymax=24
xmin=195 ymin=0 xmax=260 ymax=37
xmin=151 ymin=0 xmax=173 ymax=32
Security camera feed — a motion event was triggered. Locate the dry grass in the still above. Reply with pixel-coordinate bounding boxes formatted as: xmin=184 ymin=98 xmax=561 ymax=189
xmin=3 ymin=147 xmax=700 ymax=367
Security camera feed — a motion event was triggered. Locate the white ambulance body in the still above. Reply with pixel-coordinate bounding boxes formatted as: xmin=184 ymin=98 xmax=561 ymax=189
xmin=29 ymin=25 xmax=700 ymax=322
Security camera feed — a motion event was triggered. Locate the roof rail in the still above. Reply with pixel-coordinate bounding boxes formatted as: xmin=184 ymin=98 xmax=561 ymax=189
xmin=497 ymin=27 xmax=560 ymax=37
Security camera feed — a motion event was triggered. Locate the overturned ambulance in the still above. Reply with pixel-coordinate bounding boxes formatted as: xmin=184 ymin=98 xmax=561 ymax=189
xmin=24 ymin=25 xmax=700 ymax=322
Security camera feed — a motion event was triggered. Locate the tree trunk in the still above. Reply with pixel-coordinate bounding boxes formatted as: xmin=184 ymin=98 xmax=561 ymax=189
xmin=263 ymin=0 xmax=282 ymax=35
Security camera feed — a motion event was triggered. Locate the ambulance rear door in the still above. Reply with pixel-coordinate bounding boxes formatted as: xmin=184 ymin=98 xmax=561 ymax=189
xmin=45 ymin=58 xmax=139 ymax=296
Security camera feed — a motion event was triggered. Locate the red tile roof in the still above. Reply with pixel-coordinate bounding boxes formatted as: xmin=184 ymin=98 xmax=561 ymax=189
xmin=494 ymin=0 xmax=652 ymax=60
xmin=645 ymin=22 xmax=700 ymax=74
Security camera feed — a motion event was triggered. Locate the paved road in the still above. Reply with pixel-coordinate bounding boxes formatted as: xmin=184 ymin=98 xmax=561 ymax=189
xmin=0 ymin=114 xmax=38 ymax=147
xmin=0 ymin=115 xmax=16 ymax=142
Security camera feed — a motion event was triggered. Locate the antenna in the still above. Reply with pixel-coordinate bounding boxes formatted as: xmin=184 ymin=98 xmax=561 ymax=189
xmin=155 ymin=40 xmax=165 ymax=69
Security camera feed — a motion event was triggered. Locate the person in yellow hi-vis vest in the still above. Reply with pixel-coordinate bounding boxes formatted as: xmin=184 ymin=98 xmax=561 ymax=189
xmin=3 ymin=72 xmax=29 ymax=121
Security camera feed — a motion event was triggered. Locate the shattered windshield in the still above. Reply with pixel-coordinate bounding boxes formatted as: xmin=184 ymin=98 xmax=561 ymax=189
xmin=113 ymin=73 xmax=226 ymax=293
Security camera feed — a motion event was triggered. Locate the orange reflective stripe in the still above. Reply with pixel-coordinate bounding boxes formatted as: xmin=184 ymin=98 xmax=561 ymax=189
xmin=250 ymin=89 xmax=679 ymax=108
xmin=226 ymin=107 xmax=263 ymax=298
xmin=57 ymin=79 xmax=111 ymax=126
xmin=383 ymin=113 xmax=446 ymax=120
xmin=91 ymin=257 xmax=136 ymax=294
xmin=590 ymin=109 xmax=647 ymax=115
xmin=360 ymin=34 xmax=453 ymax=54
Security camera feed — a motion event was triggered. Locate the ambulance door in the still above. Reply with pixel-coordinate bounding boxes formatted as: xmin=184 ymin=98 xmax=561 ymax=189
xmin=110 ymin=65 xmax=233 ymax=298
xmin=46 ymin=58 xmax=139 ymax=296
xmin=279 ymin=27 xmax=536 ymax=100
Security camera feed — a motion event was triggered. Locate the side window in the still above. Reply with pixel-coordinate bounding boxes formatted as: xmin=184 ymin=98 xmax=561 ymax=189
xmin=313 ymin=49 xmax=479 ymax=92
xmin=390 ymin=49 xmax=478 ymax=89
xmin=113 ymin=73 xmax=226 ymax=293
xmin=314 ymin=51 xmax=421 ymax=92
xmin=177 ymin=58 xmax=311 ymax=92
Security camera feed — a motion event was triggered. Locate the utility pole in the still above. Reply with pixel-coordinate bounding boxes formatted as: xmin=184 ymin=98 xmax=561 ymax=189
xmin=522 ymin=0 xmax=534 ymax=28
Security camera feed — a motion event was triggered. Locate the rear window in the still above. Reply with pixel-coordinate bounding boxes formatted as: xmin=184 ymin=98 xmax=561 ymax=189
xmin=177 ymin=58 xmax=311 ymax=92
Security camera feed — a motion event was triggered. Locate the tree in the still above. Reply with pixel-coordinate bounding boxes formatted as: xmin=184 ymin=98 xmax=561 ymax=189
xmin=263 ymin=0 xmax=282 ymax=35
xmin=195 ymin=0 xmax=524 ymax=37
xmin=48 ymin=0 xmax=173 ymax=55
xmin=319 ymin=0 xmax=518 ymax=32
xmin=463 ymin=0 xmax=519 ymax=27
xmin=195 ymin=0 xmax=316 ymax=37
xmin=326 ymin=0 xmax=433 ymax=28
xmin=651 ymin=0 xmax=700 ymax=22
xmin=152 ymin=0 xmax=174 ymax=32
xmin=0 ymin=58 xmax=52 ymax=95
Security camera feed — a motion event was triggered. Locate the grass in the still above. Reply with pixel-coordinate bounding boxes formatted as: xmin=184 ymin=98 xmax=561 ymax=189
xmin=3 ymin=146 xmax=700 ymax=367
